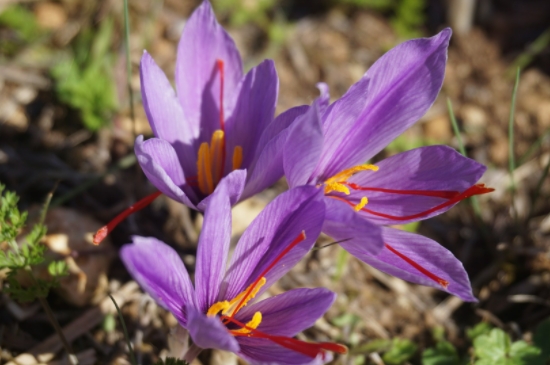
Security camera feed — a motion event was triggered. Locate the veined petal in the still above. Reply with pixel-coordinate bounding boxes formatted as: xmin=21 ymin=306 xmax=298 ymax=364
xmin=323 ymin=198 xmax=384 ymax=255
xmin=220 ymin=186 xmax=325 ymax=301
xmin=135 ymin=136 xmax=197 ymax=209
xmin=284 ymin=102 xmax=324 ymax=187
xmin=348 ymin=227 xmax=476 ymax=302
xmin=347 ymin=145 xmax=487 ymax=225
xmin=175 ymin=0 xmax=243 ymax=131
xmin=237 ymin=288 xmax=335 ymax=337
xmin=315 ymin=29 xmax=452 ymax=179
xmin=243 ymin=105 xmax=309 ymax=200
xmin=140 ymin=52 xmax=198 ymax=177
xmin=120 ymin=236 xmax=196 ymax=325
xmin=195 ymin=182 xmax=232 ymax=312
xmin=197 ymin=169 xmax=246 ymax=211
xmin=186 ymin=304 xmax=240 ymax=352
xmin=238 ymin=338 xmax=332 ymax=365
xmin=225 ymin=59 xmax=278 ymax=171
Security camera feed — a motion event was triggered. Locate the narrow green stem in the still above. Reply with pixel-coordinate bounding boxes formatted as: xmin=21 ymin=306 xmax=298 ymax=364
xmin=123 ymin=0 xmax=136 ymax=136
xmin=508 ymin=68 xmax=521 ymax=222
xmin=109 ymin=294 xmax=138 ymax=365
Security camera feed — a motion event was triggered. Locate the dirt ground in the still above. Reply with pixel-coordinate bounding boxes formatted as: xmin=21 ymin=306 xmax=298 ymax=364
xmin=1 ymin=0 xmax=550 ymax=364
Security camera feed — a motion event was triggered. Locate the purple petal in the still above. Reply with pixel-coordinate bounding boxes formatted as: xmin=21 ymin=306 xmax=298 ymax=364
xmin=120 ymin=236 xmax=196 ymax=325
xmin=346 ymin=145 xmax=486 ymax=225
xmin=237 ymin=288 xmax=335 ymax=337
xmin=225 ymin=59 xmax=278 ymax=170
xmin=322 ymin=198 xmax=383 ymax=255
xmin=238 ymin=338 xmax=332 ymax=365
xmin=135 ymin=136 xmax=197 ymax=208
xmin=220 ymin=186 xmax=325 ymax=301
xmin=186 ymin=304 xmax=240 ymax=352
xmin=196 ymin=169 xmax=246 ymax=211
xmin=194 ymin=182 xmax=232 ymax=312
xmin=242 ymin=105 xmax=309 ymax=200
xmin=139 ymin=52 xmax=198 ymax=177
xmin=284 ymin=102 xmax=324 ymax=187
xmin=348 ymin=227 xmax=476 ymax=301
xmin=175 ymin=0 xmax=243 ymax=134
xmin=314 ymin=29 xmax=452 ymax=180
xmin=316 ymin=82 xmax=330 ymax=117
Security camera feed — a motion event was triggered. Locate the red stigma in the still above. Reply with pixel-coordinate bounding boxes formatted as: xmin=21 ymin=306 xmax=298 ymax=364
xmin=229 ymin=231 xmax=306 ymax=319
xmin=216 ymin=59 xmax=225 ymax=131
xmin=384 ymin=243 xmax=449 ymax=288
xmin=221 ymin=315 xmax=347 ymax=359
xmin=334 ymin=184 xmax=493 ymax=221
xmin=92 ymin=191 xmax=162 ymax=245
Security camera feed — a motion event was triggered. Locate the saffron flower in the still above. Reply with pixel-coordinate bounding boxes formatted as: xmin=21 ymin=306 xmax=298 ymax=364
xmin=136 ymin=0 xmax=303 ymax=211
xmin=120 ymin=182 xmax=347 ymax=364
xmin=283 ymin=29 xmax=492 ymax=302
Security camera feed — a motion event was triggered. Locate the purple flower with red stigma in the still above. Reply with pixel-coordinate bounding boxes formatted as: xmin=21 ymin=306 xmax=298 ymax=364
xmin=120 ymin=182 xmax=347 ymax=364
xmin=135 ymin=0 xmax=303 ymax=209
xmin=283 ymin=29 xmax=493 ymax=302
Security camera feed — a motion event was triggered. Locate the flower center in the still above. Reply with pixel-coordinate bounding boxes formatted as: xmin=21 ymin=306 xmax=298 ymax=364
xmin=323 ymin=164 xmax=378 ymax=211
xmin=195 ymin=59 xmax=243 ymax=195
xmin=206 ymin=277 xmax=267 ymax=335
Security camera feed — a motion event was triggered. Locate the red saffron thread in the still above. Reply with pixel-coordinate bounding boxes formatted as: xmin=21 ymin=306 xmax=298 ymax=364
xmin=221 ymin=315 xmax=348 ymax=358
xmin=332 ymin=184 xmax=493 ymax=221
xmin=345 ymin=183 xmax=460 ymax=199
xmin=230 ymin=231 xmax=307 ymax=318
xmin=384 ymin=243 xmax=449 ymax=288
xmin=92 ymin=191 xmax=162 ymax=245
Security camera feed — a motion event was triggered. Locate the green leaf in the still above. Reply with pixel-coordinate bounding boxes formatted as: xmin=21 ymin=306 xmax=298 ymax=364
xmin=473 ymin=328 xmax=541 ymax=365
xmin=467 ymin=322 xmax=493 ymax=340
xmin=383 ymin=338 xmax=418 ymax=365
xmin=422 ymin=341 xmax=460 ymax=365
xmin=532 ymin=317 xmax=550 ymax=365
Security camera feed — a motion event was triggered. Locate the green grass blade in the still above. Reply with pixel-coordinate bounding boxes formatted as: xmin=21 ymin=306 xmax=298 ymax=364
xmin=123 ymin=0 xmax=136 ymax=134
xmin=109 ymin=294 xmax=137 ymax=365
xmin=447 ymin=98 xmax=482 ymax=217
xmin=508 ymin=68 xmax=521 ymax=221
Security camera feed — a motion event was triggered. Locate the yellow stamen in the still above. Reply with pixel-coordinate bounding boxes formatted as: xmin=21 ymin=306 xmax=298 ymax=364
xmin=354 ymin=197 xmax=368 ymax=211
xmin=324 ymin=182 xmax=350 ymax=195
xmin=206 ymin=277 xmax=267 ymax=320
xmin=197 ymin=142 xmax=214 ymax=195
xmin=231 ymin=312 xmax=262 ymax=335
xmin=232 ymin=146 xmax=243 ymax=170
xmin=325 ymin=164 xmax=378 ymax=185
xmin=206 ymin=301 xmax=230 ymax=317
xmin=210 ymin=130 xmax=225 ymax=186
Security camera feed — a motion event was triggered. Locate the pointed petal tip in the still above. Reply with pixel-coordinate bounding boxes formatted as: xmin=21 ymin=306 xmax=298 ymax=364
xmin=437 ymin=27 xmax=452 ymax=43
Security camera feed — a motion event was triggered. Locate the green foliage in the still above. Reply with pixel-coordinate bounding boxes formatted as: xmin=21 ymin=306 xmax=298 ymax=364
xmin=0 ymin=5 xmax=41 ymax=42
xmin=153 ymin=358 xmax=189 ymax=365
xmin=529 ymin=318 xmax=550 ymax=365
xmin=422 ymin=340 xmax=460 ymax=365
xmin=467 ymin=322 xmax=493 ymax=340
xmin=390 ymin=0 xmax=425 ymax=38
xmin=0 ymin=184 xmax=68 ymax=303
xmin=51 ymin=18 xmax=118 ymax=131
xmin=338 ymin=0 xmax=395 ymax=11
xmin=473 ymin=328 xmax=541 ymax=365
xmin=213 ymin=0 xmax=275 ymax=28
xmin=383 ymin=338 xmax=418 ymax=364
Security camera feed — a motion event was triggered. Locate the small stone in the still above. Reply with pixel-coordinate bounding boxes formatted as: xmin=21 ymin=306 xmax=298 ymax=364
xmin=12 ymin=86 xmax=37 ymax=104
xmin=423 ymin=114 xmax=452 ymax=142
xmin=461 ymin=104 xmax=488 ymax=130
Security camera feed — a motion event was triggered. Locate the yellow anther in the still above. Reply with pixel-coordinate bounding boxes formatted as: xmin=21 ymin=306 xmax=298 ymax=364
xmin=206 ymin=301 xmax=230 ymax=317
xmin=226 ymin=277 xmax=266 ymax=316
xmin=325 ymin=164 xmax=379 ymax=185
xmin=354 ymin=197 xmax=368 ymax=211
xmin=231 ymin=311 xmax=262 ymax=335
xmin=210 ymin=130 xmax=225 ymax=185
xmin=324 ymin=182 xmax=350 ymax=195
xmin=197 ymin=142 xmax=214 ymax=195
xmin=232 ymin=146 xmax=243 ymax=170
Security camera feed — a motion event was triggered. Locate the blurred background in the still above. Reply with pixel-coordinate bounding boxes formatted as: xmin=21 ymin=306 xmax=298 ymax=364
xmin=1 ymin=0 xmax=550 ymax=364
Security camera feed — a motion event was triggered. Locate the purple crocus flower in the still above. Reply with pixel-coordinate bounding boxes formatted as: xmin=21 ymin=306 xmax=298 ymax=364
xmin=120 ymin=182 xmax=347 ymax=364
xmin=283 ymin=29 xmax=493 ymax=302
xmin=135 ymin=0 xmax=303 ymax=211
